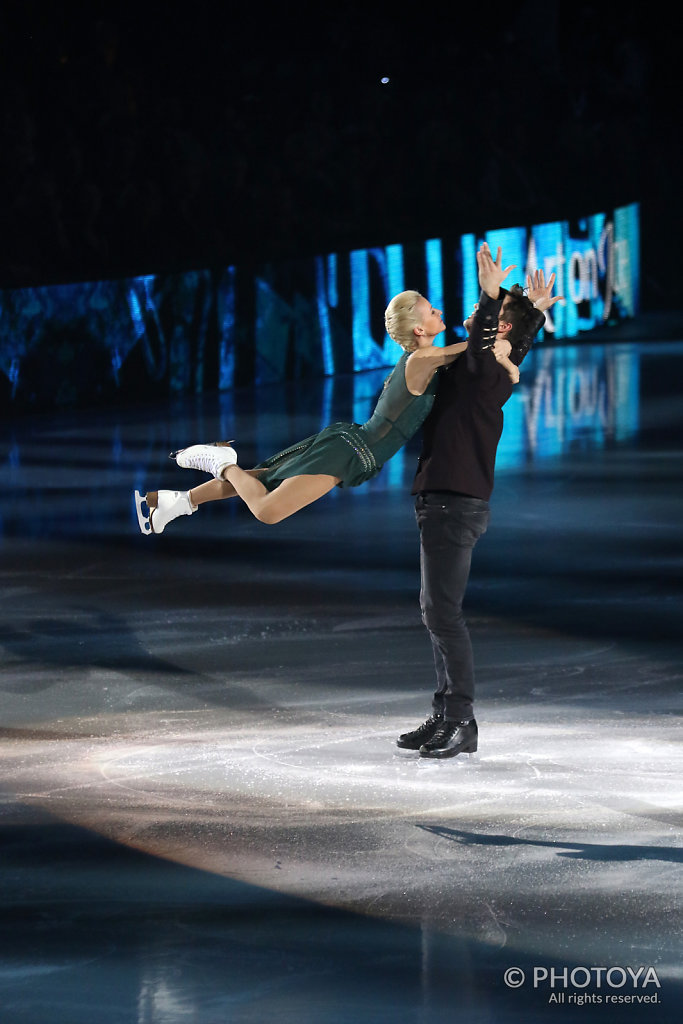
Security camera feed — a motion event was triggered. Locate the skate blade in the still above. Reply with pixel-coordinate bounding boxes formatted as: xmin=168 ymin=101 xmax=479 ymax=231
xmin=134 ymin=490 xmax=153 ymax=535
xmin=168 ymin=440 xmax=235 ymax=460
xmin=394 ymin=746 xmax=421 ymax=758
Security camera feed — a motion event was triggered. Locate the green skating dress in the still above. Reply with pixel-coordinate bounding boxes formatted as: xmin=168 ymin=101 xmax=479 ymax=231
xmin=255 ymin=352 xmax=438 ymax=491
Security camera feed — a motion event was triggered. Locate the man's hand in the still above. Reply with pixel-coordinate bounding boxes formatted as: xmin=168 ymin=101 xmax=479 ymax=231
xmin=492 ymin=344 xmax=520 ymax=384
xmin=492 ymin=338 xmax=519 ymax=382
xmin=526 ymin=269 xmax=563 ymax=312
xmin=492 ymin=338 xmax=512 ymax=360
xmin=477 ymin=242 xmax=516 ymax=299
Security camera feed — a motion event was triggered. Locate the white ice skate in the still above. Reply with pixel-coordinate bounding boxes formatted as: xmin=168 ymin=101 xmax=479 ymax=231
xmin=134 ymin=489 xmax=197 ymax=535
xmin=170 ymin=441 xmax=237 ymax=480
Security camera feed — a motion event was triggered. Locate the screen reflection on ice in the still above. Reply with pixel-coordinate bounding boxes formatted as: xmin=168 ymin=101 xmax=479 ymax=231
xmin=497 ymin=342 xmax=639 ymax=467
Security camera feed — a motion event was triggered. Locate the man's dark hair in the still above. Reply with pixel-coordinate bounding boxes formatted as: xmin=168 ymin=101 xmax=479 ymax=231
xmin=500 ymin=284 xmax=546 ymax=365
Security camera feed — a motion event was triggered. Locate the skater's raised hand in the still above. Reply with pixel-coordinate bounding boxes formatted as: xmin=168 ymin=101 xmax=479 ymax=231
xmin=526 ymin=269 xmax=563 ymax=311
xmin=477 ymin=242 xmax=516 ymax=299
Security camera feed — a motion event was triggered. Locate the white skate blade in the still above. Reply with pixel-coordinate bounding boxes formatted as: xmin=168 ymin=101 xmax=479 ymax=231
xmin=134 ymin=490 xmax=153 ymax=535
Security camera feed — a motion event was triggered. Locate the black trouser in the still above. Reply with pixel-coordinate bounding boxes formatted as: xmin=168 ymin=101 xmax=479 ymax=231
xmin=415 ymin=493 xmax=490 ymax=722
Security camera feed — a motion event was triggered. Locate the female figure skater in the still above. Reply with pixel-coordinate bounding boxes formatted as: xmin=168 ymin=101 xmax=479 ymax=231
xmin=135 ymin=283 xmax=520 ymax=535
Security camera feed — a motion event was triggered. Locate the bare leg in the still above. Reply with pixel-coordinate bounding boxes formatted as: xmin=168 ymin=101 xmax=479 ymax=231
xmin=223 ymin=466 xmax=340 ymax=524
xmin=189 ymin=470 xmax=264 ymax=506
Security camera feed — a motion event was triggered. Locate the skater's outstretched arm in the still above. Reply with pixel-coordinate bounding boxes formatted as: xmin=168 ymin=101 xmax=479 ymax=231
xmin=405 ymin=339 xmax=468 ymax=395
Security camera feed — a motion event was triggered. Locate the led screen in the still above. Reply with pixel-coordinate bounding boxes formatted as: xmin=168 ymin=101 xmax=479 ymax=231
xmin=0 ymin=203 xmax=639 ymax=409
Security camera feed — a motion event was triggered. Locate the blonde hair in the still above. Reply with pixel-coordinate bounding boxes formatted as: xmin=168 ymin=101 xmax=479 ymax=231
xmin=384 ymin=290 xmax=424 ymax=352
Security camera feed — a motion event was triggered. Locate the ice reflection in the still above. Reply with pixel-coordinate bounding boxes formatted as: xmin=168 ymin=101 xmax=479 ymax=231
xmin=138 ymin=967 xmax=195 ymax=1023
xmin=499 ymin=343 xmax=639 ymax=467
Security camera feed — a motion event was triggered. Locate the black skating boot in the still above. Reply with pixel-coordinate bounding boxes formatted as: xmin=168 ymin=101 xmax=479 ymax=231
xmin=419 ymin=718 xmax=478 ymax=759
xmin=396 ymin=713 xmax=443 ymax=750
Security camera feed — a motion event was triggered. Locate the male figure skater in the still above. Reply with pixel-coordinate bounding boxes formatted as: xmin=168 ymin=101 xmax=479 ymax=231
xmin=397 ymin=243 xmax=560 ymax=758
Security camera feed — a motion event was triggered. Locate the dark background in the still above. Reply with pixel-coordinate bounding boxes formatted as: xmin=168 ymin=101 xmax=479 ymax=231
xmin=1 ymin=2 xmax=677 ymax=310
